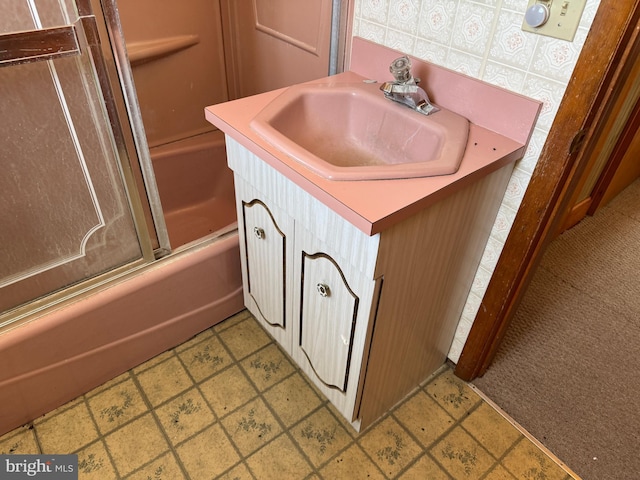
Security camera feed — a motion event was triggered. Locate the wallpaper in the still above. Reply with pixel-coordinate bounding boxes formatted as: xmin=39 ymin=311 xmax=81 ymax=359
xmin=352 ymin=0 xmax=602 ymax=361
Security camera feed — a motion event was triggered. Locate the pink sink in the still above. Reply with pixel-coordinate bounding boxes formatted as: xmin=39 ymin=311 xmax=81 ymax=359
xmin=250 ymin=80 xmax=469 ymax=181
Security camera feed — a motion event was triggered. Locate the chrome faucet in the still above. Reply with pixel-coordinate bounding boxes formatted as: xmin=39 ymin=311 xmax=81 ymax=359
xmin=380 ymin=56 xmax=439 ymax=116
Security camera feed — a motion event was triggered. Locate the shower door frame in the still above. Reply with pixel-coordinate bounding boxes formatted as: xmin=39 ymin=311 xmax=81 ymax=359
xmin=0 ymin=0 xmax=168 ymax=330
xmin=90 ymin=0 xmax=172 ymax=256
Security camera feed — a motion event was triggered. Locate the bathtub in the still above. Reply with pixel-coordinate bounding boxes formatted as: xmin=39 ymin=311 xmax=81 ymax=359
xmin=0 ymin=131 xmax=243 ymax=436
xmin=152 ymin=131 xmax=238 ymax=249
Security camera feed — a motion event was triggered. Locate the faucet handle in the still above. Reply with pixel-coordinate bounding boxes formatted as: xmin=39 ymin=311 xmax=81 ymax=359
xmin=390 ymin=56 xmax=413 ymax=83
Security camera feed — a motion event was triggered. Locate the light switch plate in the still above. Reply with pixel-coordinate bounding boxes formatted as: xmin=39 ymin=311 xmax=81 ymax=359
xmin=522 ymin=0 xmax=586 ymax=41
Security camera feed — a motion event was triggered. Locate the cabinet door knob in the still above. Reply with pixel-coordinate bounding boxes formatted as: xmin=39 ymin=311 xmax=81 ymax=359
xmin=317 ymin=283 xmax=331 ymax=297
xmin=253 ymin=227 xmax=265 ymax=239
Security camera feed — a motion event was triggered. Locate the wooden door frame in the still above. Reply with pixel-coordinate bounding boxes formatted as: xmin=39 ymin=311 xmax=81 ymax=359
xmin=455 ymin=0 xmax=640 ymax=381
xmin=560 ymin=35 xmax=640 ymax=232
xmin=589 ymin=89 xmax=640 ymax=213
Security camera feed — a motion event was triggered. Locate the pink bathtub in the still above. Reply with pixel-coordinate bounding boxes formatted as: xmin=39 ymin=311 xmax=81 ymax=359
xmin=152 ymin=132 xmax=238 ymax=249
xmin=0 ymin=131 xmax=243 ymax=436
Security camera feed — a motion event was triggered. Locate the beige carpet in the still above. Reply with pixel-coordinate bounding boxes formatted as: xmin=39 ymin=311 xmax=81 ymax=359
xmin=473 ymin=178 xmax=640 ymax=480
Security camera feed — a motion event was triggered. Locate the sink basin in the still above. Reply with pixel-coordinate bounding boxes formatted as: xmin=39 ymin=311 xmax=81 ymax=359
xmin=250 ymin=80 xmax=470 ymax=180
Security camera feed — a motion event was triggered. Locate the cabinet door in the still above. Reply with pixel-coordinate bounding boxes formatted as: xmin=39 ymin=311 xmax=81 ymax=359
xmin=236 ymin=179 xmax=294 ymax=348
xmin=298 ymin=252 xmax=359 ymax=392
xmin=292 ymin=225 xmax=379 ymax=423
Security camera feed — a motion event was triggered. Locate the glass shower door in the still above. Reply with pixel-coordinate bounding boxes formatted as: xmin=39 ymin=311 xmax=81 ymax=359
xmin=0 ymin=1 xmax=155 ymax=321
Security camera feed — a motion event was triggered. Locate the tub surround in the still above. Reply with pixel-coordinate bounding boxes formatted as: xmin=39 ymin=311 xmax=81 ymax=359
xmin=205 ymin=38 xmax=541 ymax=235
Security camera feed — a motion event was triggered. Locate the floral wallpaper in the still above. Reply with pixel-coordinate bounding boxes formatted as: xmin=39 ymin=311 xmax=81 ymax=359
xmin=351 ymin=0 xmax=601 ymax=361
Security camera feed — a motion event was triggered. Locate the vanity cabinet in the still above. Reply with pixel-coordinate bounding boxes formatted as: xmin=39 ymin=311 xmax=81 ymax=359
xmin=207 ymin=41 xmax=540 ymax=431
xmin=233 ymin=149 xmax=379 ymax=421
xmin=227 ymin=136 xmax=514 ymax=430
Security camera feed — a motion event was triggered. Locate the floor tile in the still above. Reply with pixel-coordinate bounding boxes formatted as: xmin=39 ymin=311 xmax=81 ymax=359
xmin=359 ymin=416 xmax=423 ymax=478
xmin=132 ymin=349 xmax=175 ymax=374
xmin=397 ymin=453 xmax=451 ymax=479
xmin=216 ymin=462 xmax=255 ymax=480
xmin=483 ymin=464 xmax=519 ymax=479
xmin=33 ymin=397 xmax=84 ymax=425
xmin=173 ymin=328 xmax=214 ymax=353
xmin=461 ymin=402 xmax=522 ymax=458
xmin=293 ymin=407 xmax=353 ymax=468
xmin=12 ymin=311 xmax=574 ymax=480
xmin=218 ymin=317 xmax=271 ymax=360
xmin=263 ymin=372 xmax=323 ymax=427
xmin=502 ymin=437 xmax=569 ymax=480
xmin=36 ymin=402 xmax=99 ymax=454
xmin=76 ymin=440 xmax=118 ymax=480
xmin=319 ymin=444 xmax=386 ymax=480
xmin=394 ymin=389 xmax=456 ymax=448
xmin=135 ymin=355 xmax=194 ymax=406
xmin=176 ymin=423 xmax=241 ymax=479
xmin=86 ymin=378 xmax=148 ymax=434
xmin=221 ymin=397 xmax=283 ymax=456
xmin=125 ymin=451 xmax=187 ymax=480
xmin=326 ymin=402 xmax=359 ymax=438
xmin=155 ymin=387 xmax=215 ymax=445
xmin=177 ymin=335 xmax=231 ymax=382
xmin=430 ymin=426 xmax=496 ymax=479
xmin=425 ymin=369 xmax=482 ymax=420
xmin=213 ymin=309 xmax=252 ymax=333
xmin=104 ymin=413 xmax=168 ymax=477
xmin=0 ymin=427 xmax=39 ymax=454
xmin=240 ymin=343 xmax=296 ymax=391
xmin=85 ymin=371 xmax=132 ymax=397
xmin=246 ymin=434 xmax=312 ymax=480
xmin=199 ymin=365 xmax=258 ymax=417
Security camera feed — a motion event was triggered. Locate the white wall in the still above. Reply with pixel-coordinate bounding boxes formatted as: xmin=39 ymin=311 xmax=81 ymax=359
xmin=351 ymin=0 xmax=601 ymax=361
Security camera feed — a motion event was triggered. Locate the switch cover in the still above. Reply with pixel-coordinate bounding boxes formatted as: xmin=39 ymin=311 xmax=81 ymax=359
xmin=522 ymin=0 xmax=586 ymax=41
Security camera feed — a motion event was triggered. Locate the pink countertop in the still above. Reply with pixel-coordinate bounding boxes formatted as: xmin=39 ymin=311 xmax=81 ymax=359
xmin=205 ymin=40 xmax=540 ymax=236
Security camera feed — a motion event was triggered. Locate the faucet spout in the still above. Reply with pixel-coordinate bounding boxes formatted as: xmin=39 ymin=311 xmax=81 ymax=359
xmin=380 ymin=56 xmax=439 ymax=116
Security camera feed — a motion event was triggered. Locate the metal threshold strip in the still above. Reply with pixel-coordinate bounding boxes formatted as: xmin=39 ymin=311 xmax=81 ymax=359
xmin=0 ymin=25 xmax=79 ymax=67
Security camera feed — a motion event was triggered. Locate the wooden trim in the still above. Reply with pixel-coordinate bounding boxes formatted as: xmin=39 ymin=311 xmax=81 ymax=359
xmin=543 ymin=12 xmax=639 ymax=236
xmin=559 ymin=197 xmax=592 ymax=233
xmin=0 ymin=26 xmax=79 ymax=66
xmin=589 ymin=86 xmax=640 ymax=214
xmin=455 ymin=0 xmax=640 ymax=381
